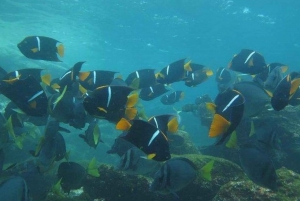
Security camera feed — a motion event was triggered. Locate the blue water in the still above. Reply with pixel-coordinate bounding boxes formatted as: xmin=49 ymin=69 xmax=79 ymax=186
xmin=1 ymin=0 xmax=300 ymax=199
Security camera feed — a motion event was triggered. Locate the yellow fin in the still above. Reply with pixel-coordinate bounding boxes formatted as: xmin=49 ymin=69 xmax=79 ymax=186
xmin=248 ymin=57 xmax=254 ymax=67
xmin=206 ymin=102 xmax=216 ymax=114
xmin=5 ymin=115 xmax=16 ymax=139
xmin=51 ymin=83 xmax=60 ymax=90
xmin=41 ymin=74 xmax=51 ymax=86
xmin=126 ymin=93 xmax=139 ymax=108
xmin=35 ymin=136 xmax=45 ymax=156
xmin=79 ymin=84 xmax=87 ymax=95
xmin=52 ymin=178 xmax=65 ymax=197
xmin=249 ymin=121 xmax=255 ymax=137
xmin=57 ymin=44 xmax=64 ymax=57
xmin=15 ymin=133 xmax=26 ymax=149
xmin=281 ymin=66 xmax=288 ymax=73
xmin=53 ymin=85 xmax=67 ymax=105
xmin=116 ymin=118 xmax=131 ymax=130
xmin=31 ymin=48 xmax=39 ymax=53
xmin=87 ymin=157 xmax=100 ymax=177
xmin=97 ymin=107 xmax=107 ymax=113
xmin=147 ymin=153 xmax=156 ymax=159
xmin=206 ymin=69 xmax=214 ymax=76
xmin=225 ymin=131 xmax=238 ymax=149
xmin=93 ymin=124 xmax=100 ymax=145
xmin=179 ymin=92 xmax=185 ymax=100
xmin=184 ymin=60 xmax=192 ymax=71
xmin=125 ymin=107 xmax=137 ymax=120
xmin=29 ymin=100 xmax=37 ymax=109
xmin=208 ymin=114 xmax=230 ymax=138
xmin=129 ymin=78 xmax=140 ymax=89
xmin=290 ymin=78 xmax=300 ymax=95
xmin=78 ymin=72 xmax=90 ymax=81
xmin=200 ymin=160 xmax=214 ymax=181
xmin=167 ymin=117 xmax=179 ymax=133
xmin=155 ymin=72 xmax=164 ymax=79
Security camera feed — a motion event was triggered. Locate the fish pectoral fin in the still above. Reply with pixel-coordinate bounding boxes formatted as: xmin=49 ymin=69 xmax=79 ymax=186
xmin=97 ymin=107 xmax=108 ymax=113
xmin=31 ymin=47 xmax=39 ymax=53
xmin=208 ymin=114 xmax=230 ymax=138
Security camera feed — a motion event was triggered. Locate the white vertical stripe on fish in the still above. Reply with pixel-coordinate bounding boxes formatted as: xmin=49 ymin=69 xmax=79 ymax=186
xmin=153 ymin=117 xmax=159 ymax=128
xmin=220 ymin=68 xmax=225 ymax=76
xmin=107 ymin=86 xmax=112 ymax=107
xmin=244 ymin=51 xmax=255 ymax=64
xmin=222 ymin=95 xmax=240 ymax=112
xmin=27 ymin=90 xmax=43 ymax=102
xmin=36 ymin=36 xmax=41 ymax=51
xmin=135 ymin=71 xmax=140 ymax=78
xmin=166 ymin=65 xmax=170 ymax=75
xmin=148 ymin=130 xmax=160 ymax=146
xmin=150 ymin=86 xmax=154 ymax=93
xmin=15 ymin=71 xmax=19 ymax=78
xmin=60 ymin=71 xmax=71 ymax=80
xmin=93 ymin=71 xmax=96 ymax=84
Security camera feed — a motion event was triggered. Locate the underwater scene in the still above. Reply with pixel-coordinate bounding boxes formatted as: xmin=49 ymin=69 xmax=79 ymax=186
xmin=1 ymin=0 xmax=300 ymax=200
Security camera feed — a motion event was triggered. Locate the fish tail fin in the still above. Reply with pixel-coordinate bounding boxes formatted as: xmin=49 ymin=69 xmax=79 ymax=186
xmin=225 ymin=131 xmax=238 ymax=149
xmin=125 ymin=107 xmax=137 ymax=120
xmin=167 ymin=117 xmax=179 ymax=133
xmin=4 ymin=115 xmax=16 ymax=139
xmin=87 ymin=157 xmax=100 ymax=177
xmin=52 ymin=178 xmax=65 ymax=197
xmin=209 ymin=114 xmax=230 ymax=138
xmin=116 ymin=118 xmax=132 ymax=130
xmin=206 ymin=102 xmax=216 ymax=114
xmin=41 ymin=73 xmax=51 ymax=86
xmin=200 ymin=160 xmax=214 ymax=181
xmin=57 ymin=44 xmax=64 ymax=57
xmin=15 ymin=133 xmax=26 ymax=149
xmin=126 ymin=93 xmax=139 ymax=108
xmin=93 ymin=125 xmax=100 ymax=145
xmin=78 ymin=72 xmax=90 ymax=81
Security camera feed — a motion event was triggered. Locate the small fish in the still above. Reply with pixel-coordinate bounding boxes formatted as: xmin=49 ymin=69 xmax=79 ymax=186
xmin=0 ymin=176 xmax=30 ymax=201
xmin=160 ymin=91 xmax=184 ymax=105
xmin=83 ymin=85 xmax=138 ymax=123
xmin=0 ymin=75 xmax=48 ymax=117
xmin=239 ymin=143 xmax=277 ymax=190
xmin=185 ymin=68 xmax=213 ymax=87
xmin=156 ymin=58 xmax=192 ymax=85
xmin=79 ymin=119 xmax=102 ymax=149
xmin=17 ymin=36 xmax=64 ymax=61
xmin=150 ymin=157 xmax=197 ymax=196
xmin=117 ymin=147 xmax=160 ymax=175
xmin=207 ymin=89 xmax=245 ymax=145
xmin=228 ymin=49 xmax=267 ymax=75
xmin=215 ymin=67 xmax=237 ymax=92
xmin=125 ymin=69 xmax=157 ymax=89
xmin=271 ymin=72 xmax=300 ymax=111
xmin=139 ymin=83 xmax=169 ymax=101
xmin=148 ymin=114 xmax=179 ymax=134
xmin=79 ymin=70 xmax=118 ymax=90
xmin=116 ymin=118 xmax=170 ymax=161
xmin=107 ymin=137 xmax=135 ymax=157
xmin=57 ymin=159 xmax=100 ymax=194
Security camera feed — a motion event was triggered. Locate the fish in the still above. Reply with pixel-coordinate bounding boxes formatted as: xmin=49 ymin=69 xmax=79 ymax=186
xmin=79 ymin=119 xmax=102 ymax=149
xmin=17 ymin=36 xmax=64 ymax=62
xmin=117 ymin=147 xmax=161 ymax=175
xmin=207 ymin=89 xmax=245 ymax=145
xmin=215 ymin=67 xmax=237 ymax=92
xmin=83 ymin=85 xmax=138 ymax=123
xmin=156 ymin=58 xmax=192 ymax=85
xmin=168 ymin=134 xmax=185 ymax=148
xmin=149 ymin=157 xmax=197 ymax=196
xmin=116 ymin=118 xmax=171 ymax=161
xmin=139 ymin=83 xmax=169 ymax=101
xmin=125 ymin=69 xmax=157 ymax=89
xmin=232 ymin=81 xmax=270 ymax=117
xmin=148 ymin=114 xmax=179 ymax=134
xmin=271 ymin=72 xmax=300 ymax=111
xmin=0 ymin=176 xmax=30 ymax=201
xmin=106 ymin=137 xmax=135 ymax=157
xmin=254 ymin=63 xmax=288 ymax=91
xmin=69 ymin=98 xmax=87 ymax=129
xmin=228 ymin=49 xmax=267 ymax=75
xmin=160 ymin=91 xmax=184 ymax=105
xmin=79 ymin=70 xmax=118 ymax=90
xmin=185 ymin=68 xmax=213 ymax=87
xmin=57 ymin=159 xmax=100 ymax=194
xmin=0 ymin=75 xmax=48 ymax=117
xmin=239 ymin=143 xmax=277 ymax=190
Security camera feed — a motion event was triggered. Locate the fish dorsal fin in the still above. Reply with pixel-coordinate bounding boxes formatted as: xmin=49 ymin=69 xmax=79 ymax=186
xmin=116 ymin=118 xmax=132 ymax=130
xmin=167 ymin=117 xmax=179 ymax=133
xmin=206 ymin=102 xmax=216 ymax=114
xmin=87 ymin=157 xmax=100 ymax=177
xmin=56 ymin=44 xmax=64 ymax=57
xmin=126 ymin=93 xmax=139 ymax=108
xmin=225 ymin=131 xmax=238 ymax=149
xmin=200 ymin=160 xmax=214 ymax=181
xmin=209 ymin=114 xmax=230 ymax=138
xmin=41 ymin=74 xmax=51 ymax=86
xmin=125 ymin=107 xmax=137 ymax=120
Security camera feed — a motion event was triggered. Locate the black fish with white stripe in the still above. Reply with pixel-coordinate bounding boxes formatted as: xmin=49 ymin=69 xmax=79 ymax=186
xmin=125 ymin=69 xmax=157 ymax=89
xmin=79 ymin=70 xmax=118 ymax=90
xmin=160 ymin=91 xmax=184 ymax=105
xmin=139 ymin=83 xmax=169 ymax=101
